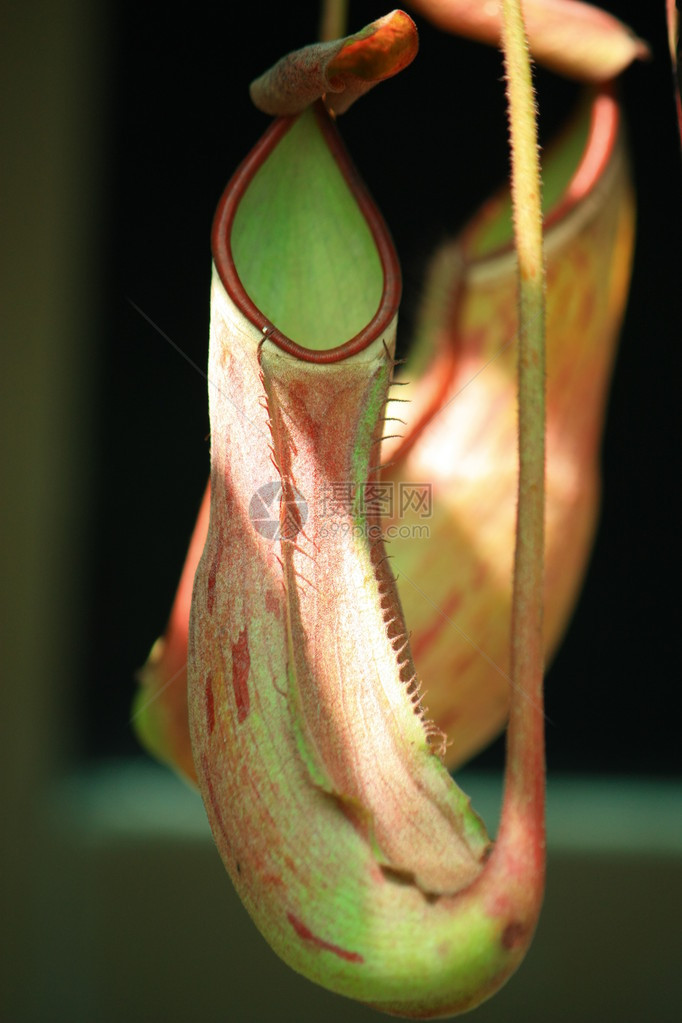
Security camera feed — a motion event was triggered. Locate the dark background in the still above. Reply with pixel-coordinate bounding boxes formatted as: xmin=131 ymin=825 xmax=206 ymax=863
xmin=87 ymin=1 xmax=681 ymax=775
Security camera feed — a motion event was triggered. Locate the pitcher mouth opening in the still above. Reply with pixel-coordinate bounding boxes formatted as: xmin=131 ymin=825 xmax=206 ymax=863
xmin=462 ymin=86 xmax=621 ymax=269
xmin=212 ymin=100 xmax=402 ymax=364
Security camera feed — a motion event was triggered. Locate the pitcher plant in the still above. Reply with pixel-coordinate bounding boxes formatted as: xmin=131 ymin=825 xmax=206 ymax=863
xmin=133 ymin=1 xmax=645 ymax=1016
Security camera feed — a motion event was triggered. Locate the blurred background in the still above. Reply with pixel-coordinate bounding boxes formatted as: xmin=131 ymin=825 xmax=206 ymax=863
xmin=2 ymin=1 xmax=681 ymax=1021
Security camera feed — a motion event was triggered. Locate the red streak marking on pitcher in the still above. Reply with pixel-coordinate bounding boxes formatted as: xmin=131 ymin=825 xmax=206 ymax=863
xmin=205 ymin=673 xmax=215 ymax=734
xmin=206 ymin=544 xmax=222 ymax=616
xmin=200 ymin=753 xmax=232 ymax=852
xmin=231 ymin=628 xmax=251 ymax=722
xmin=265 ymin=588 xmax=281 ymax=618
xmin=410 ymin=590 xmax=462 ymax=661
xmin=286 ymin=912 xmax=364 ymax=964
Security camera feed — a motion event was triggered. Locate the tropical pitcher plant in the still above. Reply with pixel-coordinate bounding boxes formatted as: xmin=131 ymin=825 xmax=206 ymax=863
xmin=133 ymin=0 xmax=648 ymax=1016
